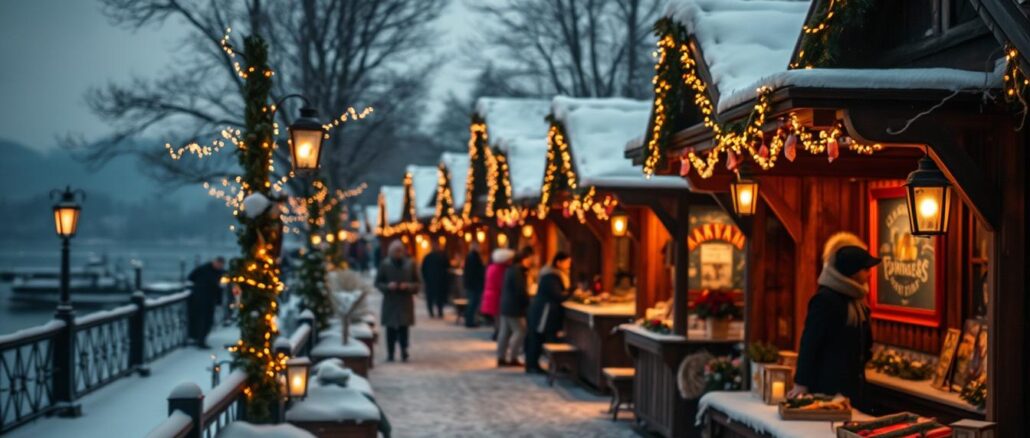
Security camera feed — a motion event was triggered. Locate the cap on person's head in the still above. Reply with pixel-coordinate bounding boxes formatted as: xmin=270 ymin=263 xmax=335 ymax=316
xmin=514 ymin=246 xmax=535 ymax=262
xmin=834 ymin=245 xmax=881 ymax=276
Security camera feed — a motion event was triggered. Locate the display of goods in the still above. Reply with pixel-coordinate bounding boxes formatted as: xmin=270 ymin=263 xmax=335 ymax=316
xmin=837 ymin=413 xmax=952 ymax=438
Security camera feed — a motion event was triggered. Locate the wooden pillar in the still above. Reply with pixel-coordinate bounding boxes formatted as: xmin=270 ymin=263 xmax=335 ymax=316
xmin=672 ymin=198 xmax=690 ymax=336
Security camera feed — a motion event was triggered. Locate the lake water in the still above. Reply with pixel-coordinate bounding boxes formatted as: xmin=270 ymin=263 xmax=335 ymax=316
xmin=0 ymin=239 xmax=237 ymax=334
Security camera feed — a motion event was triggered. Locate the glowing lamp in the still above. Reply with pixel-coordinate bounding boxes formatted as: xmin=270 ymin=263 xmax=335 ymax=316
xmin=496 ymin=233 xmax=509 ymax=248
xmin=905 ymin=156 xmax=952 ymax=236
xmin=310 ymin=234 xmax=322 ymax=246
xmin=285 ymin=357 xmax=311 ymax=399
xmin=437 ymin=236 xmax=446 ymax=247
xmin=610 ymin=211 xmax=629 ymax=237
xmin=338 ymin=230 xmax=347 ymax=241
xmin=521 ymin=224 xmax=534 ymax=238
xmin=464 ymin=232 xmax=472 ymax=243
xmin=51 ymin=187 xmax=84 ymax=238
xmin=325 ymin=233 xmax=335 ymax=243
xmin=288 ymin=107 xmax=326 ymax=173
xmin=730 ymin=166 xmax=758 ymax=216
xmin=476 ymin=230 xmax=486 ymax=243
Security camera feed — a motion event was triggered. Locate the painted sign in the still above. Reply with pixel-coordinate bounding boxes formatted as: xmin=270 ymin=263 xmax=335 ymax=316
xmin=869 ymin=187 xmax=943 ymax=327
xmin=687 ymin=206 xmax=746 ymax=292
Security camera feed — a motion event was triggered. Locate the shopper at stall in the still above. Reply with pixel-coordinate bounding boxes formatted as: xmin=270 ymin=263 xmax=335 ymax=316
xmin=789 ymin=233 xmax=879 ymax=404
xmin=480 ymin=248 xmax=514 ymax=340
xmin=420 ymin=240 xmax=451 ymax=318
xmin=525 ymin=252 xmax=572 ymax=374
xmin=496 ymin=246 xmax=535 ymax=367
xmin=463 ymin=242 xmax=486 ymax=328
xmin=375 ymin=240 xmax=421 ymax=362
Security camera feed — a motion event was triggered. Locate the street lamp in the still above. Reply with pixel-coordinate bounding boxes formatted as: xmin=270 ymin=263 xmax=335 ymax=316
xmin=904 ymin=156 xmax=952 ymax=236
xmin=50 ymin=187 xmax=85 ymax=308
xmin=275 ymin=94 xmax=326 ymax=173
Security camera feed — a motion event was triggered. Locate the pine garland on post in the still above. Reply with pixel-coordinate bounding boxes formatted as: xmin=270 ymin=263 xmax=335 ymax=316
xmin=296 ymin=179 xmax=332 ymax=330
xmin=229 ymin=34 xmax=285 ymax=423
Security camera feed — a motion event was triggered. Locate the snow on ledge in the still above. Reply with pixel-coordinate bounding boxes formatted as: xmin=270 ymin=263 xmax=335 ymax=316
xmin=218 ymin=422 xmax=316 ymax=438
xmin=474 ymin=97 xmax=551 ymax=149
xmin=551 ymin=97 xmax=653 ymax=182
xmin=0 ymin=320 xmax=66 ymax=346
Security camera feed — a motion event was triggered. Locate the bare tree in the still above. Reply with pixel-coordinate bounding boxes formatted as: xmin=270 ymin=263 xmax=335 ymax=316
xmin=473 ymin=0 xmax=661 ymax=99
xmin=72 ymin=0 xmax=446 ymax=194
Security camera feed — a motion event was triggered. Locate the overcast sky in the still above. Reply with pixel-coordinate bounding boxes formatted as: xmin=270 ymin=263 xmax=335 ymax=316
xmin=0 ymin=0 xmax=479 ymax=152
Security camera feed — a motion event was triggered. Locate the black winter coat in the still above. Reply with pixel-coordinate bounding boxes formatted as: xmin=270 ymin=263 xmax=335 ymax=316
xmin=528 ymin=270 xmax=569 ymax=336
xmin=795 ymin=286 xmax=873 ymax=400
xmin=463 ymin=250 xmax=486 ymax=292
xmin=499 ymin=265 xmax=529 ymax=317
xmin=420 ymin=250 xmax=450 ymax=293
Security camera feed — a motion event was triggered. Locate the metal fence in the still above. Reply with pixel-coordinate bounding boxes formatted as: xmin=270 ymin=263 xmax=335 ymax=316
xmin=0 ymin=290 xmax=192 ymax=433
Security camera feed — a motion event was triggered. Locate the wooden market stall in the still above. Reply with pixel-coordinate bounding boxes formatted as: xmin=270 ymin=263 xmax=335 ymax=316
xmin=374 ymin=185 xmax=408 ymax=253
xmin=627 ymin=0 xmax=1027 ymax=436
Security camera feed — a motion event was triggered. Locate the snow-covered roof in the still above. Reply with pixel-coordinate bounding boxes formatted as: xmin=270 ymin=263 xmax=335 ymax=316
xmin=718 ymin=66 xmax=1002 ymax=113
xmin=665 ymin=0 xmax=810 ymax=111
xmin=362 ymin=205 xmax=379 ymax=232
xmin=406 ymin=165 xmax=438 ymax=219
xmin=504 ymin=137 xmax=548 ymax=201
xmin=475 ymin=98 xmax=551 ymax=149
xmin=379 ymin=185 xmax=404 ymax=225
xmin=439 ymin=152 xmax=470 ymax=208
xmin=551 ymin=96 xmax=653 ymax=181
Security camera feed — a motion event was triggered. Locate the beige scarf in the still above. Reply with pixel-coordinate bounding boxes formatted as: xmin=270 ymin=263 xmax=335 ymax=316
xmin=819 ymin=232 xmax=871 ymax=326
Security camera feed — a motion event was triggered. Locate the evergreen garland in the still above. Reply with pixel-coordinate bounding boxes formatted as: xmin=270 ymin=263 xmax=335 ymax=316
xmin=641 ymin=18 xmax=703 ymax=175
xmin=791 ymin=0 xmax=875 ymax=69
xmin=230 ymin=35 xmax=284 ymax=423
xmin=296 ymin=180 xmax=332 ymax=330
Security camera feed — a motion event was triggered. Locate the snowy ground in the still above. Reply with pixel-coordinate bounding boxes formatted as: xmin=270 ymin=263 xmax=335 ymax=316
xmin=370 ymin=294 xmax=639 ymax=437
xmin=8 ymin=325 xmax=239 ymax=438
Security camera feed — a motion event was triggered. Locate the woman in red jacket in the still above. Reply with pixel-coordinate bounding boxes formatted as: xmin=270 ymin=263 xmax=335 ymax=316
xmin=480 ymin=248 xmax=514 ymax=340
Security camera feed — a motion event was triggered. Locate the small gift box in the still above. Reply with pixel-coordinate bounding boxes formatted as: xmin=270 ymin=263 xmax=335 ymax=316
xmin=762 ymin=365 xmax=793 ymax=405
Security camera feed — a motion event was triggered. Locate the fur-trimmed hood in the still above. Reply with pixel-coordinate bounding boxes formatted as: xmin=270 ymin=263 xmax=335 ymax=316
xmin=491 ymin=248 xmax=515 ymax=264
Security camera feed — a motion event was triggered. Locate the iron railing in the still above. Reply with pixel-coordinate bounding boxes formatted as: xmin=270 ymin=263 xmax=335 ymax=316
xmin=0 ymin=290 xmax=192 ymax=433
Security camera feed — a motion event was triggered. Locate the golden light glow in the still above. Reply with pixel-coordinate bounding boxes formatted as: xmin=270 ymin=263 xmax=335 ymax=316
xmin=521 ymin=224 xmax=534 ymax=238
xmin=310 ymin=234 xmax=322 ymax=245
xmin=476 ymin=230 xmax=486 ymax=243
xmin=730 ymin=179 xmax=759 ymax=216
xmin=918 ymin=197 xmax=939 ymax=218
xmin=537 ymin=121 xmax=619 ymax=223
xmin=53 ymin=207 xmax=80 ymax=238
xmin=464 ymin=232 xmax=472 ymax=242
xmin=611 ymin=214 xmax=628 ymax=237
xmin=496 ymin=233 xmax=509 ymax=248
xmin=285 ymin=357 xmax=311 ymax=398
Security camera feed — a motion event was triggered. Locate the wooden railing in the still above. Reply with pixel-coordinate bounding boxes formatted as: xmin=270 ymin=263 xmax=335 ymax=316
xmin=0 ymin=290 xmax=192 ymax=433
xmin=145 ymin=313 xmax=316 ymax=438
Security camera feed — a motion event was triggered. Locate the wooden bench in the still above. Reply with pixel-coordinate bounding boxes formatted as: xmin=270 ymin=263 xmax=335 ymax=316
xmin=543 ymin=343 xmax=579 ymax=386
xmin=603 ymin=367 xmax=635 ymax=421
xmin=452 ymin=298 xmax=468 ymax=325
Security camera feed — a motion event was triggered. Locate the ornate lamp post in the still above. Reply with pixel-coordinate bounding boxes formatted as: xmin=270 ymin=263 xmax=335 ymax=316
xmin=51 ymin=187 xmax=85 ymax=309
xmin=276 ymin=94 xmax=327 ymax=174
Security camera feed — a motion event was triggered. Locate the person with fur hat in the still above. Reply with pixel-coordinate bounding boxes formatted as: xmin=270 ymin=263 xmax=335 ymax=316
xmin=789 ymin=232 xmax=879 ymax=404
xmin=480 ymin=247 xmax=515 ymax=340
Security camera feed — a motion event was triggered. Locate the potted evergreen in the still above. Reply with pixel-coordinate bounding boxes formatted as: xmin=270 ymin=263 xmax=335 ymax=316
xmin=747 ymin=341 xmax=780 ymax=398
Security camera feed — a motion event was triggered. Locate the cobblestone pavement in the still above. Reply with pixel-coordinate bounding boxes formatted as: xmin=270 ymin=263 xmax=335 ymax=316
xmin=370 ymin=296 xmax=640 ymax=437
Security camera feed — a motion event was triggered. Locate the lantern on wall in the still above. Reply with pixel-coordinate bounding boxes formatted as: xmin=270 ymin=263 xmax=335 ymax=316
xmin=496 ymin=233 xmax=509 ymax=248
xmin=464 ymin=232 xmax=473 ymax=243
xmin=521 ymin=224 xmax=534 ymax=238
xmin=51 ymin=187 xmax=84 ymax=238
xmin=610 ymin=210 xmax=629 ymax=237
xmin=730 ymin=165 xmax=758 ymax=216
xmin=285 ymin=357 xmax=312 ymax=399
xmin=476 ymin=230 xmax=487 ymax=243
xmin=288 ymin=107 xmax=326 ymax=173
xmin=904 ymin=156 xmax=952 ymax=236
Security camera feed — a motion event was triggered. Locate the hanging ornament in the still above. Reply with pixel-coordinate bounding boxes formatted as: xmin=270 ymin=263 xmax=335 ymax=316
xmin=726 ymin=150 xmax=740 ymax=171
xmin=758 ymin=144 xmax=770 ymax=160
xmin=785 ymin=134 xmax=797 ymax=162
xmin=679 ymin=149 xmax=692 ymax=177
xmin=827 ymin=137 xmax=840 ymax=162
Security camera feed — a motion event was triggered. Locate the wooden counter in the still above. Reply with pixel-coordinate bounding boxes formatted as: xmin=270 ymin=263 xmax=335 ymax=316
xmin=699 ymin=391 xmax=872 ymax=438
xmin=864 ymin=370 xmax=985 ymax=424
xmin=561 ymin=302 xmax=635 ymax=391
xmin=622 ymin=324 xmax=741 ymax=438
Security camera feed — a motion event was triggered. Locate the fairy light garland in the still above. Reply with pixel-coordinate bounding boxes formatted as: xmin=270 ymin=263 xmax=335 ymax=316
xmin=379 ymin=172 xmax=423 ymax=237
xmin=484 ymin=146 xmax=526 ymax=227
xmin=461 ymin=120 xmax=489 ymax=219
xmin=1003 ymin=46 xmax=1030 ymax=128
xmin=642 ymin=17 xmax=881 ymax=179
xmin=430 ymin=162 xmax=466 ymax=234
xmin=537 ymin=118 xmax=618 ymax=223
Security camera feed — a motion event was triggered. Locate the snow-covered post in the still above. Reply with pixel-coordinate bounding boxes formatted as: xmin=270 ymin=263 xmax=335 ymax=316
xmin=167 ymin=382 xmax=204 ymax=438
xmin=129 ymin=291 xmax=149 ymax=376
xmin=298 ymin=309 xmax=316 ymax=353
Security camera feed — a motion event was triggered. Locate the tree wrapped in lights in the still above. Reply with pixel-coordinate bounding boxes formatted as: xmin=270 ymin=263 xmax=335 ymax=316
xmin=462 ymin=117 xmax=490 ymax=220
xmin=430 ymin=162 xmax=465 ymax=234
xmin=293 ymin=179 xmax=333 ymax=331
xmin=484 ymin=146 xmax=525 ymax=226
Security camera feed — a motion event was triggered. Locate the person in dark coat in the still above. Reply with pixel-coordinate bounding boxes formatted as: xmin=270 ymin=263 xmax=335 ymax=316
xmin=790 ymin=233 xmax=879 ymax=404
xmin=525 ymin=252 xmax=572 ymax=373
xmin=420 ymin=241 xmax=451 ymax=318
xmin=462 ymin=243 xmax=486 ymax=328
xmin=187 ymin=257 xmax=225 ymax=348
xmin=496 ymin=246 xmax=535 ymax=367
xmin=375 ymin=240 xmax=421 ymax=362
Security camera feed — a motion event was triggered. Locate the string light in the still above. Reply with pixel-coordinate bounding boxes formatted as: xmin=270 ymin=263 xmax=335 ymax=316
xmin=378 ymin=171 xmax=422 ymax=237
xmin=429 ymin=162 xmax=466 ymax=234
xmin=642 ymin=19 xmax=881 ymax=179
xmin=322 ymin=106 xmax=374 ymax=133
xmin=537 ymin=118 xmax=619 ymax=223
xmin=461 ymin=120 xmax=488 ymax=220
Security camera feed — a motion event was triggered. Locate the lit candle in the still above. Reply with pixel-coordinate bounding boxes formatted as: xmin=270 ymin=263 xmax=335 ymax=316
xmin=771 ymin=381 xmax=785 ymax=403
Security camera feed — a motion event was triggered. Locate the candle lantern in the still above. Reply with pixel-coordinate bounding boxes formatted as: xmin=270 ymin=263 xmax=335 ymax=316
xmin=286 ymin=357 xmax=312 ymax=399
xmin=610 ymin=211 xmax=629 ymax=237
xmin=904 ymin=156 xmax=952 ymax=236
xmin=762 ymin=365 xmax=793 ymax=405
xmin=288 ymin=107 xmax=326 ymax=173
